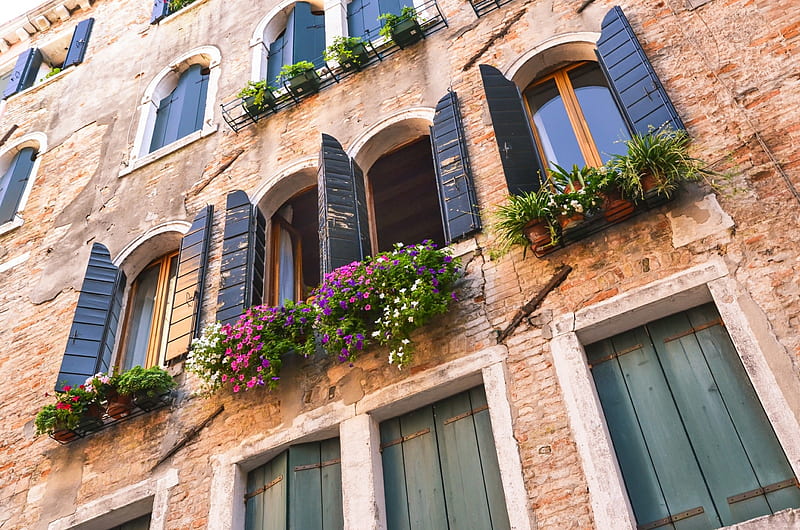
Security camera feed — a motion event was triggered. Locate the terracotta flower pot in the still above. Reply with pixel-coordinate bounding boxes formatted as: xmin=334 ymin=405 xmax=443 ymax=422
xmin=601 ymin=190 xmax=635 ymax=223
xmin=106 ymin=390 xmax=134 ymax=419
xmin=51 ymin=426 xmax=79 ymax=443
xmin=558 ymin=212 xmax=585 ymax=230
xmin=523 ymin=219 xmax=552 ymax=249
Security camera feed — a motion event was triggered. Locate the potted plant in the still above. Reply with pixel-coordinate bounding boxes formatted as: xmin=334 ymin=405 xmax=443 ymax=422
xmin=324 ymin=36 xmax=370 ymax=72
xmin=45 ymin=67 xmax=62 ymax=79
xmin=168 ymin=0 xmax=196 ymax=13
xmin=379 ymin=6 xmax=423 ymax=48
xmin=548 ymin=164 xmax=605 ymax=230
xmin=609 ymin=127 xmax=718 ymax=201
xmin=278 ymin=61 xmax=321 ymax=97
xmin=116 ymin=366 xmax=176 ymax=411
xmin=493 ymin=187 xmax=558 ymax=255
xmin=238 ymin=80 xmax=277 ymax=116
xmin=34 ymin=385 xmax=104 ymax=441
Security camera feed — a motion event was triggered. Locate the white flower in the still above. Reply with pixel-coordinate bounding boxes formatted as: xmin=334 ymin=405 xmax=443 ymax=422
xmin=408 ymin=316 xmax=414 ymax=322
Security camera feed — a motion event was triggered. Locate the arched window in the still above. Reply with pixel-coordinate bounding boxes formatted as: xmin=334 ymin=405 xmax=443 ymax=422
xmin=270 ymin=186 xmax=319 ymax=305
xmin=524 ymin=62 xmax=629 ymax=169
xmin=0 ymin=132 xmax=46 ymax=234
xmin=261 ymin=2 xmax=326 ymax=84
xmin=119 ymin=252 xmax=179 ymax=370
xmin=149 ymin=64 xmax=209 ymax=153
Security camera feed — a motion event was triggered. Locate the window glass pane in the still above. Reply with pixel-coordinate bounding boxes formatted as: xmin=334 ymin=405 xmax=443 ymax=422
xmin=569 ymin=63 xmax=630 ymax=163
xmin=277 ymin=224 xmax=295 ymax=304
xmin=155 ymin=255 xmax=178 ymax=361
xmin=526 ymin=79 xmax=584 ymax=169
xmin=123 ymin=262 xmax=161 ymax=369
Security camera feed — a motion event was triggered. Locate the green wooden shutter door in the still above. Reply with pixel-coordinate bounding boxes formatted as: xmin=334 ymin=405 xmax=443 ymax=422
xmin=246 ymin=452 xmax=288 ymax=530
xmin=588 ymin=304 xmax=800 ymax=529
xmin=319 ymin=439 xmax=344 ymax=530
xmin=288 ymin=440 xmax=343 ymax=530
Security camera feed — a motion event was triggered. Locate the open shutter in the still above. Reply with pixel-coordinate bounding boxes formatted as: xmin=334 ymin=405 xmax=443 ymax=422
xmin=596 ymin=6 xmax=684 ymax=134
xmin=3 ymin=48 xmax=43 ymax=99
xmin=0 ymin=147 xmax=36 ymax=224
xmin=151 ymin=0 xmax=170 ymax=24
xmin=165 ymin=205 xmax=213 ymax=362
xmin=479 ymin=64 xmax=545 ymax=195
xmin=55 ymin=243 xmax=125 ymax=391
xmin=216 ymin=191 xmax=266 ymax=325
xmin=267 ymin=33 xmax=287 ymax=85
xmin=293 ymin=2 xmax=326 ymax=68
xmin=430 ymin=91 xmax=481 ymax=244
xmin=318 ymin=134 xmax=371 ymax=275
xmin=63 ymin=18 xmax=94 ymax=68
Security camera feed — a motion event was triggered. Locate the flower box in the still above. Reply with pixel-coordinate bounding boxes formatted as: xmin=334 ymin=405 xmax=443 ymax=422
xmin=390 ymin=17 xmax=424 ymax=48
xmin=287 ymin=69 xmax=321 ymax=97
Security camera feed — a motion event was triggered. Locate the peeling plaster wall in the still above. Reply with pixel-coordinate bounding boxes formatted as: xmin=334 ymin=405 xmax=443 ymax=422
xmin=0 ymin=0 xmax=799 ymax=528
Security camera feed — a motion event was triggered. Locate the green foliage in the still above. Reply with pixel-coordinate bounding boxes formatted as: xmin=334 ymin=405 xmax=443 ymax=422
xmin=608 ymin=127 xmax=723 ymax=199
xmin=379 ymin=6 xmax=419 ymax=40
xmin=168 ymin=0 xmax=196 ymax=12
xmin=492 ymin=188 xmax=558 ymax=254
xmin=547 ymin=164 xmax=610 ymax=217
xmin=34 ymin=385 xmax=102 ymax=436
xmin=277 ymin=61 xmax=316 ymax=83
xmin=45 ymin=67 xmax=61 ymax=79
xmin=323 ymin=36 xmax=366 ymax=65
xmin=237 ymin=80 xmax=276 ymax=111
xmin=116 ymin=366 xmax=177 ymax=398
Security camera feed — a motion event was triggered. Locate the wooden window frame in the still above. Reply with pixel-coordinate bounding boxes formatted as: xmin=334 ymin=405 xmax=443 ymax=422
xmin=117 ymin=252 xmax=178 ymax=369
xmin=269 ymin=215 xmax=304 ymax=306
xmin=523 ymin=61 xmax=606 ymax=169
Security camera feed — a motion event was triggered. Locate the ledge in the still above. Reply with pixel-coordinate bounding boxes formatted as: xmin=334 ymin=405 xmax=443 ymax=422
xmin=119 ymin=124 xmax=218 ymax=177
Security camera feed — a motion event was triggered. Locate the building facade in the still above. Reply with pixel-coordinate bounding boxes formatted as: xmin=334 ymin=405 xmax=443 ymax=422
xmin=1 ymin=0 xmax=799 ymax=528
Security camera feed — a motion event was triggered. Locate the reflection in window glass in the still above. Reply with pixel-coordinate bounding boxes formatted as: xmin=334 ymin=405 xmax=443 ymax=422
xmin=527 ymin=79 xmax=584 ymax=169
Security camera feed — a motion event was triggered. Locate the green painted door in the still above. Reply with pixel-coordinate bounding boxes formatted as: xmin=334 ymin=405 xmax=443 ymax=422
xmin=380 ymin=386 xmax=511 ymax=530
xmin=586 ymin=304 xmax=800 ymax=529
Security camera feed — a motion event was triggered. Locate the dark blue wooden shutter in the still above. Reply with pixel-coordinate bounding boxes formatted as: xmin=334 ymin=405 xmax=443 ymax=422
xmin=347 ymin=0 xmax=380 ymax=39
xmin=479 ymin=64 xmax=545 ymax=195
xmin=318 ymin=134 xmax=371 ymax=275
xmin=0 ymin=147 xmax=36 ymax=224
xmin=267 ymin=33 xmax=287 ymax=84
xmin=283 ymin=7 xmax=297 ymax=67
xmin=430 ymin=91 xmax=481 ymax=244
xmin=3 ymin=48 xmax=43 ymax=99
xmin=165 ymin=205 xmax=213 ymax=362
xmin=216 ymin=191 xmax=266 ymax=325
xmin=596 ymin=6 xmax=684 ymax=134
xmin=151 ymin=0 xmax=170 ymax=24
xmin=292 ymin=2 xmax=326 ymax=68
xmin=56 ymin=243 xmax=125 ymax=391
xmin=63 ymin=18 xmax=94 ymax=68
xmin=378 ymin=0 xmax=411 ymax=17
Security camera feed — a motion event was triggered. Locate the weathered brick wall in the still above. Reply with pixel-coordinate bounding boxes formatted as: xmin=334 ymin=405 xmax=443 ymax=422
xmin=0 ymin=0 xmax=799 ymax=528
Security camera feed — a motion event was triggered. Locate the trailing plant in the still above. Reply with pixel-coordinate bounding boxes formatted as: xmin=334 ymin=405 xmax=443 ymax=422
xmin=378 ymin=6 xmax=419 ymax=40
xmin=323 ymin=36 xmax=367 ymax=66
xmin=189 ymin=242 xmax=461 ymax=393
xmin=45 ymin=67 xmax=62 ymax=79
xmin=237 ymin=80 xmax=276 ymax=111
xmin=34 ymin=384 xmax=102 ymax=436
xmin=608 ymin=127 xmax=722 ymax=199
xmin=492 ymin=187 xmax=558 ymax=254
xmin=116 ymin=366 xmax=176 ymax=398
xmin=277 ymin=61 xmax=317 ymax=83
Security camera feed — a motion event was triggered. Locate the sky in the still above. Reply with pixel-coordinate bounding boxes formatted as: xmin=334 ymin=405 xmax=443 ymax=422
xmin=0 ymin=0 xmax=46 ymax=27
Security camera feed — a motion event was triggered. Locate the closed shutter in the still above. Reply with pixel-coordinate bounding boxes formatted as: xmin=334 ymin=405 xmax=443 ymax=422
xmin=318 ymin=134 xmax=371 ymax=275
xmin=378 ymin=0 xmax=412 ymax=17
xmin=3 ymin=48 xmax=43 ymax=99
xmin=165 ymin=205 xmax=213 ymax=362
xmin=430 ymin=91 xmax=481 ymax=244
xmin=0 ymin=147 xmax=36 ymax=224
xmin=216 ymin=190 xmax=266 ymax=325
xmin=586 ymin=304 xmax=800 ymax=529
xmin=151 ymin=0 xmax=170 ymax=24
xmin=246 ymin=452 xmax=288 ymax=530
xmin=63 ymin=18 xmax=95 ymax=68
xmin=347 ymin=0 xmax=380 ymax=39
xmin=293 ymin=2 xmax=326 ymax=68
xmin=596 ymin=6 xmax=684 ymax=135
xmin=267 ymin=33 xmax=288 ymax=85
xmin=380 ymin=387 xmax=510 ymax=530
xmin=478 ymin=64 xmax=545 ymax=195
xmin=150 ymin=64 xmax=209 ymax=152
xmin=55 ymin=243 xmax=126 ymax=391
xmin=288 ymin=439 xmax=344 ymax=529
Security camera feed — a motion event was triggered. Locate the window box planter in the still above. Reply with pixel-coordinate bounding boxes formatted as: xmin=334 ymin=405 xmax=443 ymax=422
xmin=338 ymin=42 xmax=370 ymax=72
xmin=389 ymin=17 xmax=424 ymax=48
xmin=242 ymin=92 xmax=277 ymax=116
xmin=287 ymin=68 xmax=321 ymax=97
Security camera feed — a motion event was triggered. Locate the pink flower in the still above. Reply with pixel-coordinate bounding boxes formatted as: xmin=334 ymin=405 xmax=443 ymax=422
xmin=365 ymin=304 xmax=371 ymax=310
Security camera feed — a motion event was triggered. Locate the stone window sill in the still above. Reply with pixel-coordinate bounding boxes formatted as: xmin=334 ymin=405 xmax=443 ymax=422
xmin=119 ymin=125 xmax=217 ymax=178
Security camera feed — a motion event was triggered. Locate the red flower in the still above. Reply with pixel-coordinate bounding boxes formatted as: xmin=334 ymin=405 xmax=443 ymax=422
xmin=63 ymin=386 xmax=71 ymax=392
xmin=56 ymin=402 xmax=71 ymax=411
xmin=71 ymin=396 xmax=80 ymax=402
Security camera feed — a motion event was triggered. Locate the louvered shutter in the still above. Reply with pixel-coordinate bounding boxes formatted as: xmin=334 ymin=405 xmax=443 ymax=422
xmin=293 ymin=2 xmax=326 ymax=68
xmin=479 ymin=64 xmax=545 ymax=195
xmin=151 ymin=0 xmax=170 ymax=24
xmin=165 ymin=205 xmax=213 ymax=362
xmin=216 ymin=191 xmax=266 ymax=325
xmin=63 ymin=18 xmax=94 ymax=68
xmin=3 ymin=48 xmax=43 ymax=99
xmin=596 ymin=6 xmax=684 ymax=134
xmin=56 ymin=243 xmax=125 ymax=391
xmin=318 ymin=134 xmax=371 ymax=275
xmin=0 ymin=147 xmax=36 ymax=224
xmin=430 ymin=91 xmax=481 ymax=244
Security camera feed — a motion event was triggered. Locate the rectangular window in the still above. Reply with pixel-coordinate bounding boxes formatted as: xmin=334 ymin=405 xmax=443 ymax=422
xmin=245 ymin=439 xmax=343 ymax=530
xmin=586 ymin=304 xmax=800 ymax=529
xmin=380 ymin=386 xmax=511 ymax=530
